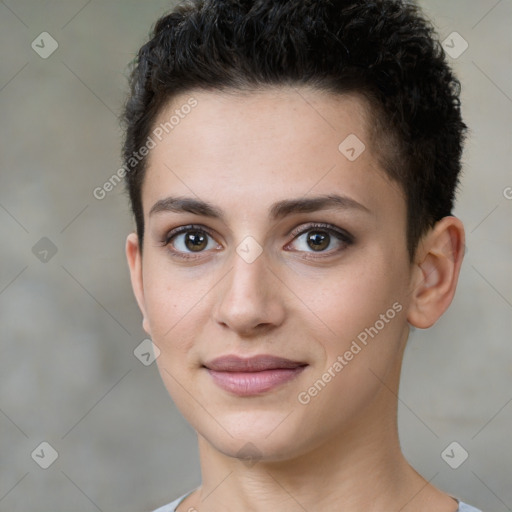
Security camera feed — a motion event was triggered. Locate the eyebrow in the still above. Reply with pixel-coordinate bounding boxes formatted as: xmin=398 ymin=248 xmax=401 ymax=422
xmin=149 ymin=193 xmax=371 ymax=220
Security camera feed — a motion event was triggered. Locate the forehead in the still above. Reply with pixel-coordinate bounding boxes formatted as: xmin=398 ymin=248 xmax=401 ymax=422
xmin=142 ymin=86 xmax=404 ymax=222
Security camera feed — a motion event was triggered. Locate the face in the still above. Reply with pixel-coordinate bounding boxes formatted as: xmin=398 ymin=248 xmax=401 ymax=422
xmin=127 ymin=87 xmax=414 ymax=461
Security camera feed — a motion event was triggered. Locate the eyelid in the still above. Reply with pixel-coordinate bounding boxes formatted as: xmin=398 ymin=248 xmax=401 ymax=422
xmin=287 ymin=222 xmax=354 ymax=244
xmin=162 ymin=224 xmax=217 ymax=245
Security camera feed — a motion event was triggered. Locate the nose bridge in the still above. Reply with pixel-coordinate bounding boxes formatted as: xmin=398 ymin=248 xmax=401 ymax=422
xmin=214 ymin=243 xmax=284 ymax=334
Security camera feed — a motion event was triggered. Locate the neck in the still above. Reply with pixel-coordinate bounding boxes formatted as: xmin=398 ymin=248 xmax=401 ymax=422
xmin=196 ymin=415 xmax=409 ymax=511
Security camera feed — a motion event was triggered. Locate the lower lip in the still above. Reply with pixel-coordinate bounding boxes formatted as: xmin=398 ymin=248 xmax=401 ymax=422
xmin=206 ymin=367 xmax=307 ymax=396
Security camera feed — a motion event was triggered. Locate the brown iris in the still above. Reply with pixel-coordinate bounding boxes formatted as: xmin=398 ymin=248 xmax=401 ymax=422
xmin=184 ymin=231 xmax=208 ymax=252
xmin=307 ymin=230 xmax=330 ymax=251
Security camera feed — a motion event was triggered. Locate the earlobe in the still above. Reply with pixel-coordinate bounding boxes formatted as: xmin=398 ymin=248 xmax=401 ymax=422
xmin=125 ymin=232 xmax=151 ymax=335
xmin=407 ymin=216 xmax=465 ymax=329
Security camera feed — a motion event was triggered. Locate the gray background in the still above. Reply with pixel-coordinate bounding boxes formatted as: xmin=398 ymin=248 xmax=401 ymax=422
xmin=0 ymin=1 xmax=510 ymax=511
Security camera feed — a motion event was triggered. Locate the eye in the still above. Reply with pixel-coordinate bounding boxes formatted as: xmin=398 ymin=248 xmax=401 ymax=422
xmin=161 ymin=222 xmax=353 ymax=260
xmin=286 ymin=223 xmax=354 ymax=256
xmin=163 ymin=225 xmax=221 ymax=259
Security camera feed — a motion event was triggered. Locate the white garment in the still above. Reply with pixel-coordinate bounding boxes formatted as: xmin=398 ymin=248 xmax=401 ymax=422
xmin=152 ymin=488 xmax=483 ymax=512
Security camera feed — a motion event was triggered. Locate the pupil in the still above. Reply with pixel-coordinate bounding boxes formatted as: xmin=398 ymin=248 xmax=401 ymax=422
xmin=308 ymin=231 xmax=329 ymax=251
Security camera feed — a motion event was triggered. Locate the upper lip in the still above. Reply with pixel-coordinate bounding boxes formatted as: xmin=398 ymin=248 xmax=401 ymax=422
xmin=203 ymin=355 xmax=308 ymax=372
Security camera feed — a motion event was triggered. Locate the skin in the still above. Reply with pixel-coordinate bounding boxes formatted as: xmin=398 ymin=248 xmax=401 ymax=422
xmin=126 ymin=86 xmax=465 ymax=512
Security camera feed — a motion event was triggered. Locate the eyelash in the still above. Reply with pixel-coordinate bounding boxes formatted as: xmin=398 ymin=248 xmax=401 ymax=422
xmin=161 ymin=223 xmax=354 ymax=261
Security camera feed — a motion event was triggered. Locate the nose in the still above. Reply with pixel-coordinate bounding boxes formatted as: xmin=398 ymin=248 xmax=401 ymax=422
xmin=213 ymin=247 xmax=286 ymax=337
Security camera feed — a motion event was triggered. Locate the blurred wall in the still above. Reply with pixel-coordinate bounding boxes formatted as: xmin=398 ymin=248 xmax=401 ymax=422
xmin=0 ymin=1 xmax=510 ymax=511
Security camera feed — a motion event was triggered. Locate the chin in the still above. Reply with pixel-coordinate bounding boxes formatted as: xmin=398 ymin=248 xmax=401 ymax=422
xmin=194 ymin=409 xmax=316 ymax=464
xmin=208 ymin=431 xmax=308 ymax=464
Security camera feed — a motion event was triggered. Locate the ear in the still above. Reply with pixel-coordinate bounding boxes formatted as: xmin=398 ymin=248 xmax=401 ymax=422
xmin=125 ymin=232 xmax=151 ymax=335
xmin=407 ymin=216 xmax=465 ymax=329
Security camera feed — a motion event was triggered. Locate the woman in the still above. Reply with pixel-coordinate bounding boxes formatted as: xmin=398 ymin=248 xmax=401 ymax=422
xmin=122 ymin=1 xmax=481 ymax=510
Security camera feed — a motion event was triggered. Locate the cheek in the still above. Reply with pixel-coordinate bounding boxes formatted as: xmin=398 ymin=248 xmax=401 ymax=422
xmin=315 ymin=262 xmax=401 ymax=336
xmin=144 ymin=270 xmax=205 ymax=405
xmin=142 ymin=261 xmax=207 ymax=354
xmin=295 ymin=262 xmax=408 ymax=428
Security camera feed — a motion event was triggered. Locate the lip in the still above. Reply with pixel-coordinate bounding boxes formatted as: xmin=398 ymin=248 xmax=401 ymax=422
xmin=203 ymin=355 xmax=308 ymax=396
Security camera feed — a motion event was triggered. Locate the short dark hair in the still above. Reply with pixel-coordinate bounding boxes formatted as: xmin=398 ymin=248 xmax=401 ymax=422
xmin=122 ymin=0 xmax=467 ymax=259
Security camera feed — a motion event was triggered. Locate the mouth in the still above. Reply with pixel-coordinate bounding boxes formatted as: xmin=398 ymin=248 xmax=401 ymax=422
xmin=203 ymin=355 xmax=308 ymax=396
